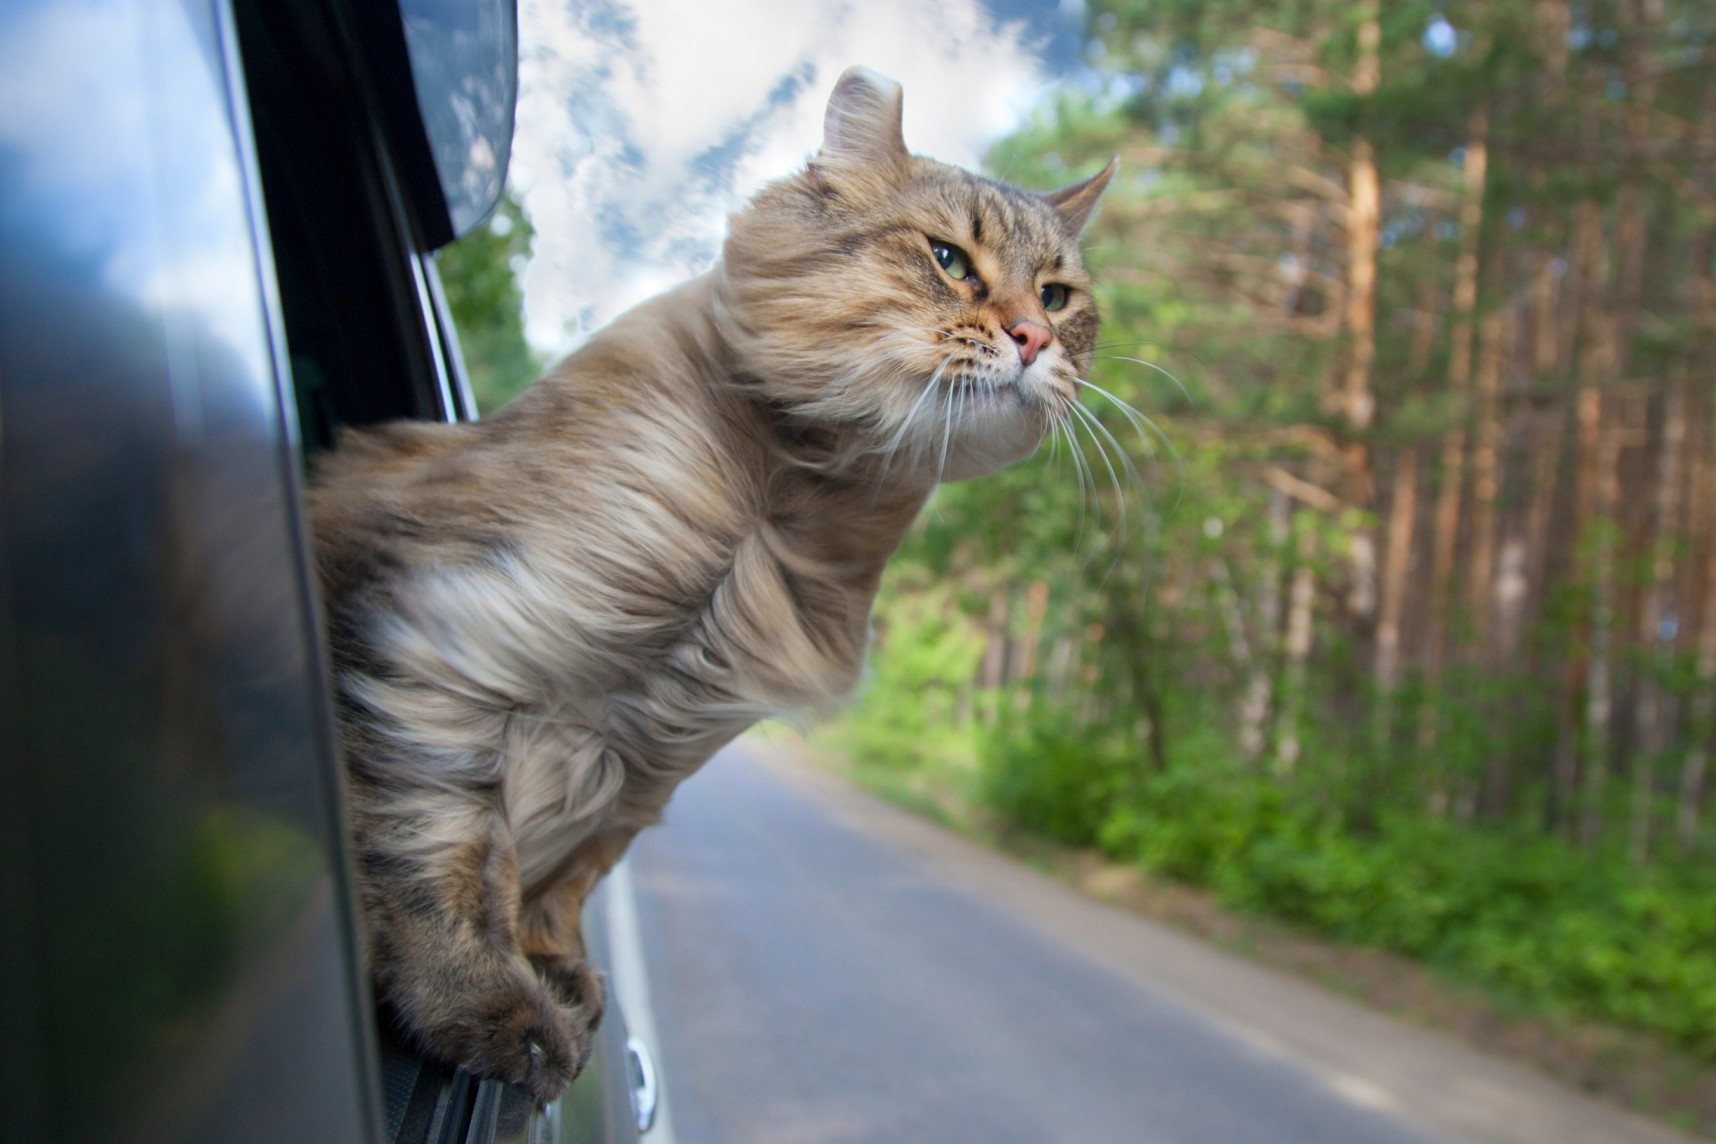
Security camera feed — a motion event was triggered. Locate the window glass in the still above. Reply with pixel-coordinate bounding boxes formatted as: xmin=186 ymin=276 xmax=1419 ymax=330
xmin=399 ymin=0 xmax=517 ymax=238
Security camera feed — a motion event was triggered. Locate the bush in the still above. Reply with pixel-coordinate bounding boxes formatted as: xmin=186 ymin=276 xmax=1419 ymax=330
xmin=834 ymin=583 xmax=985 ymax=772
xmin=977 ymin=726 xmax=1716 ymax=1056
xmin=982 ymin=716 xmax=1132 ymax=846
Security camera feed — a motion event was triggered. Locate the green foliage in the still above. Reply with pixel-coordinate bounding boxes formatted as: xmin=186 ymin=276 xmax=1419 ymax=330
xmin=842 ymin=537 xmax=1716 ymax=1055
xmin=436 ymin=191 xmax=542 ymax=413
xmin=831 ymin=0 xmax=1716 ymax=1067
xmin=830 ymin=572 xmax=987 ymax=773
xmin=982 ymin=713 xmax=1135 ymax=846
xmin=989 ymin=713 xmax=1716 ymax=1055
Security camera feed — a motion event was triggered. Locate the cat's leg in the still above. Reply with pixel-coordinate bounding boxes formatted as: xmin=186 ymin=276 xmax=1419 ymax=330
xmin=355 ymin=791 xmax=591 ymax=1103
xmin=519 ymin=824 xmax=643 ymax=1024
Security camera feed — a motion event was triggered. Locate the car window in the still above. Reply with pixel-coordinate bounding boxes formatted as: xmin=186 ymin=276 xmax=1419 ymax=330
xmin=398 ymin=0 xmax=518 ymax=239
xmin=234 ymin=0 xmax=456 ymax=457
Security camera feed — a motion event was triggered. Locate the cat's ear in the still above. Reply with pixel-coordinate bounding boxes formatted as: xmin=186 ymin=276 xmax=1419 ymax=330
xmin=1043 ymin=156 xmax=1120 ymax=234
xmin=819 ymin=66 xmax=908 ymax=170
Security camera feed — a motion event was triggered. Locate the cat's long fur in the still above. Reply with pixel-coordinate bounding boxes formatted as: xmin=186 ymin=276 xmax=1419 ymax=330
xmin=309 ymin=67 xmax=1114 ymax=1100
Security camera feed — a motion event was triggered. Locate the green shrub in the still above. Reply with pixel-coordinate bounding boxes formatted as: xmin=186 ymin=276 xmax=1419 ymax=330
xmin=836 ymin=551 xmax=1716 ymax=1056
xmin=981 ymin=715 xmax=1132 ymax=846
xmin=974 ymin=723 xmax=1716 ymax=1056
xmin=833 ymin=583 xmax=985 ymax=772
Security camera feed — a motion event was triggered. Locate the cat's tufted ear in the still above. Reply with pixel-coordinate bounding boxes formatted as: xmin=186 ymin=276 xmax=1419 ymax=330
xmin=819 ymin=66 xmax=908 ymax=170
xmin=1043 ymin=156 xmax=1120 ymax=234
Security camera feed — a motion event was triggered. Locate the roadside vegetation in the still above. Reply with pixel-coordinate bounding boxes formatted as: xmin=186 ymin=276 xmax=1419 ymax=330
xmin=829 ymin=0 xmax=1716 ymax=1133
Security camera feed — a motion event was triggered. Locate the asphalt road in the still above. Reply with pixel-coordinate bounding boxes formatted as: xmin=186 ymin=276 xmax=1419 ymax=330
xmin=615 ymin=741 xmax=1694 ymax=1144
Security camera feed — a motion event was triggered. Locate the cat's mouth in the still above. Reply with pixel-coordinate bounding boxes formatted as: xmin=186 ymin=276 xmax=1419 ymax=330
xmin=881 ymin=367 xmax=1061 ymax=484
xmin=947 ymin=373 xmax=1025 ymax=398
xmin=935 ymin=330 xmax=1075 ymax=407
xmin=943 ymin=362 xmax=1075 ymax=411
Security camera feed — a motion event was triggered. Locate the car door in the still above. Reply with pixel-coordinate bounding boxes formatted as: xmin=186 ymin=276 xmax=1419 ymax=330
xmin=0 ymin=2 xmax=648 ymax=1140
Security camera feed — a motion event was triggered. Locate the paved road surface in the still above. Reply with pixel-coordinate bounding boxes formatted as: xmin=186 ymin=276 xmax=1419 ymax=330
xmin=613 ymin=741 xmax=1693 ymax=1144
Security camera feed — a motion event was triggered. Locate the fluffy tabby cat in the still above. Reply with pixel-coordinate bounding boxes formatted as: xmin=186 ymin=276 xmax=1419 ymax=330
xmin=309 ymin=67 xmax=1116 ymax=1101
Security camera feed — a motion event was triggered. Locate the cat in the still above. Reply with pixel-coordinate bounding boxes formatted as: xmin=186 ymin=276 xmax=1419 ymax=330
xmin=308 ymin=66 xmax=1115 ymax=1102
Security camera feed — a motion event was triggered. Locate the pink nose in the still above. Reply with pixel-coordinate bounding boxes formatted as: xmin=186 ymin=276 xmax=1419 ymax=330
xmin=1008 ymin=320 xmax=1053 ymax=366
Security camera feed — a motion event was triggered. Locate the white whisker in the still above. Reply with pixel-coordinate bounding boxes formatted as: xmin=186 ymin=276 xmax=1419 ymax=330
xmin=1091 ymin=354 xmax=1193 ymax=410
xmin=1068 ymin=399 xmax=1128 ymax=539
xmin=1061 ymin=414 xmax=1093 ymax=557
xmin=1068 ymin=384 xmax=1152 ymax=497
xmin=872 ymin=361 xmax=948 ymax=499
xmin=1069 ymin=399 xmax=1156 ymax=586
xmin=1067 ymin=374 xmax=1156 ymax=446
xmin=1067 ymin=407 xmax=1121 ymax=577
xmin=1071 ymin=374 xmax=1185 ymax=511
xmin=935 ymin=374 xmax=956 ymax=487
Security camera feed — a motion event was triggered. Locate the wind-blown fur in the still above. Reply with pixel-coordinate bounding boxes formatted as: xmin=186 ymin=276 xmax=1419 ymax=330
xmin=309 ymin=66 xmax=1115 ymax=1100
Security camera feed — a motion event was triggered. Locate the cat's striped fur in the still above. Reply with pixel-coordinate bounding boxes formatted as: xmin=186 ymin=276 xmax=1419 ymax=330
xmin=309 ymin=67 xmax=1114 ymax=1100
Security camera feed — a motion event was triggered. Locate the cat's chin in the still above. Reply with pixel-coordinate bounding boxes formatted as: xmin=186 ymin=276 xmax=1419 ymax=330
xmin=937 ymin=434 xmax=1046 ymax=481
xmin=915 ymin=391 xmax=1053 ymax=483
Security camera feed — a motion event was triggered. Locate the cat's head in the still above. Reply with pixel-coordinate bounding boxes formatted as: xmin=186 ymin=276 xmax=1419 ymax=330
xmin=715 ymin=66 xmax=1115 ymax=484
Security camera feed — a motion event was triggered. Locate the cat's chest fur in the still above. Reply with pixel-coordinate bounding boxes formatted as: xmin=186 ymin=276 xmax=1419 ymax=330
xmin=313 ymin=301 xmax=922 ymax=890
xmin=462 ymin=492 xmax=875 ymax=887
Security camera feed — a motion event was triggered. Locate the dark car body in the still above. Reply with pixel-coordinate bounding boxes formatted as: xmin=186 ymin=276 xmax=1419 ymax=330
xmin=0 ymin=1 xmax=645 ymax=1140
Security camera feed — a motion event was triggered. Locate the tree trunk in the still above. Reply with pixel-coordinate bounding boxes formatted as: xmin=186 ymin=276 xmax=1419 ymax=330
xmin=1681 ymin=406 xmax=1716 ymax=853
xmin=1340 ymin=4 xmax=1382 ymax=626
xmin=1240 ymin=488 xmax=1289 ymax=764
xmin=1676 ymin=98 xmax=1716 ymax=852
xmin=1017 ymin=580 xmax=1050 ymax=683
xmin=1376 ymin=272 xmax=1440 ymax=719
xmin=1108 ymin=589 xmax=1167 ymax=773
xmin=1467 ymin=309 xmax=1508 ymax=647
xmin=1419 ymin=107 xmax=1490 ymax=753
xmin=1532 ymin=253 xmax=1561 ymax=377
xmin=1536 ymin=0 xmax=1570 ymax=78
xmin=1615 ymin=0 xmax=1665 ymax=862
xmin=1375 ymin=448 xmax=1419 ymax=701
xmin=1275 ymin=512 xmax=1318 ymax=778
xmin=1555 ymin=162 xmax=1609 ymax=841
xmin=1579 ymin=396 xmax=1622 ymax=849
xmin=1470 ymin=310 xmax=1511 ymax=818
xmin=981 ymin=591 xmax=1008 ymax=692
xmin=1498 ymin=446 xmax=1550 ymax=661
xmin=1210 ymin=552 xmax=1268 ymax=767
xmin=1574 ymin=0 xmax=1664 ymax=846
xmin=1631 ymin=378 xmax=1687 ymax=863
xmin=1611 ymin=0 xmax=1658 ymax=380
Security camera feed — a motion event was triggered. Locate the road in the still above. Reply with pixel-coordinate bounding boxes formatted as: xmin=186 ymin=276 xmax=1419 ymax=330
xmin=610 ymin=740 xmax=1695 ymax=1144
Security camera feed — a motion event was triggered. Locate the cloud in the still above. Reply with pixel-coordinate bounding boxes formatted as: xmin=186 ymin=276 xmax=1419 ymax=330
xmin=512 ymin=0 xmax=1065 ymax=354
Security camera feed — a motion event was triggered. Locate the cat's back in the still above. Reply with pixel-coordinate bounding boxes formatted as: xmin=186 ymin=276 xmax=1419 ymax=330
xmin=307 ymin=283 xmax=781 ymax=688
xmin=308 ymin=418 xmax=499 ymax=620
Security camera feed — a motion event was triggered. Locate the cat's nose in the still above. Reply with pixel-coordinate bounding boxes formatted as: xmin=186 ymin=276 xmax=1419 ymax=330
xmin=1007 ymin=319 xmax=1053 ymax=366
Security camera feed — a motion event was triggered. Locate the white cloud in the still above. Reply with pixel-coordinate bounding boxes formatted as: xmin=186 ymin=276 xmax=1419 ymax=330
xmin=513 ymin=0 xmax=1054 ymax=355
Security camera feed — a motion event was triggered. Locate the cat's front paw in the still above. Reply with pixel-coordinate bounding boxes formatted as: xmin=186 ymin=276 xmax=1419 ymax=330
xmin=435 ymin=975 xmax=592 ymax=1104
xmin=531 ymin=953 xmax=607 ymax=1030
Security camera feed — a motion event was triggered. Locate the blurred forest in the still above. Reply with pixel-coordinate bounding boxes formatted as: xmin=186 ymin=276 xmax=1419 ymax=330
xmin=442 ymin=0 xmax=1716 ymax=1083
xmin=437 ymin=190 xmax=541 ymax=414
xmin=841 ymin=0 xmax=1716 ymax=1065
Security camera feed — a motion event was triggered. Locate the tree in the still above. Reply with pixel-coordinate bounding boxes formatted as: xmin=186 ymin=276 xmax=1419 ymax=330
xmin=435 ymin=190 xmax=542 ymax=413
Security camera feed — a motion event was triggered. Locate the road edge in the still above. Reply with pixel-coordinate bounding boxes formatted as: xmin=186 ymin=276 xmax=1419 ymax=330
xmin=740 ymin=735 xmax=1701 ymax=1144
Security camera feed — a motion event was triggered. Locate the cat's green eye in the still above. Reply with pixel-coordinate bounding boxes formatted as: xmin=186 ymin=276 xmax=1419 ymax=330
xmin=1041 ymin=283 xmax=1070 ymax=312
xmin=931 ymin=241 xmax=973 ymax=281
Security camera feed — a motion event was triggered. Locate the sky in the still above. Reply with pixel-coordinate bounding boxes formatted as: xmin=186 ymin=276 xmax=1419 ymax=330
xmin=510 ymin=0 xmax=1086 ymax=355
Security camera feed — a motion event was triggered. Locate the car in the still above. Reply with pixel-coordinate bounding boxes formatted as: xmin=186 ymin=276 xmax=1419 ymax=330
xmin=0 ymin=1 xmax=656 ymax=1140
